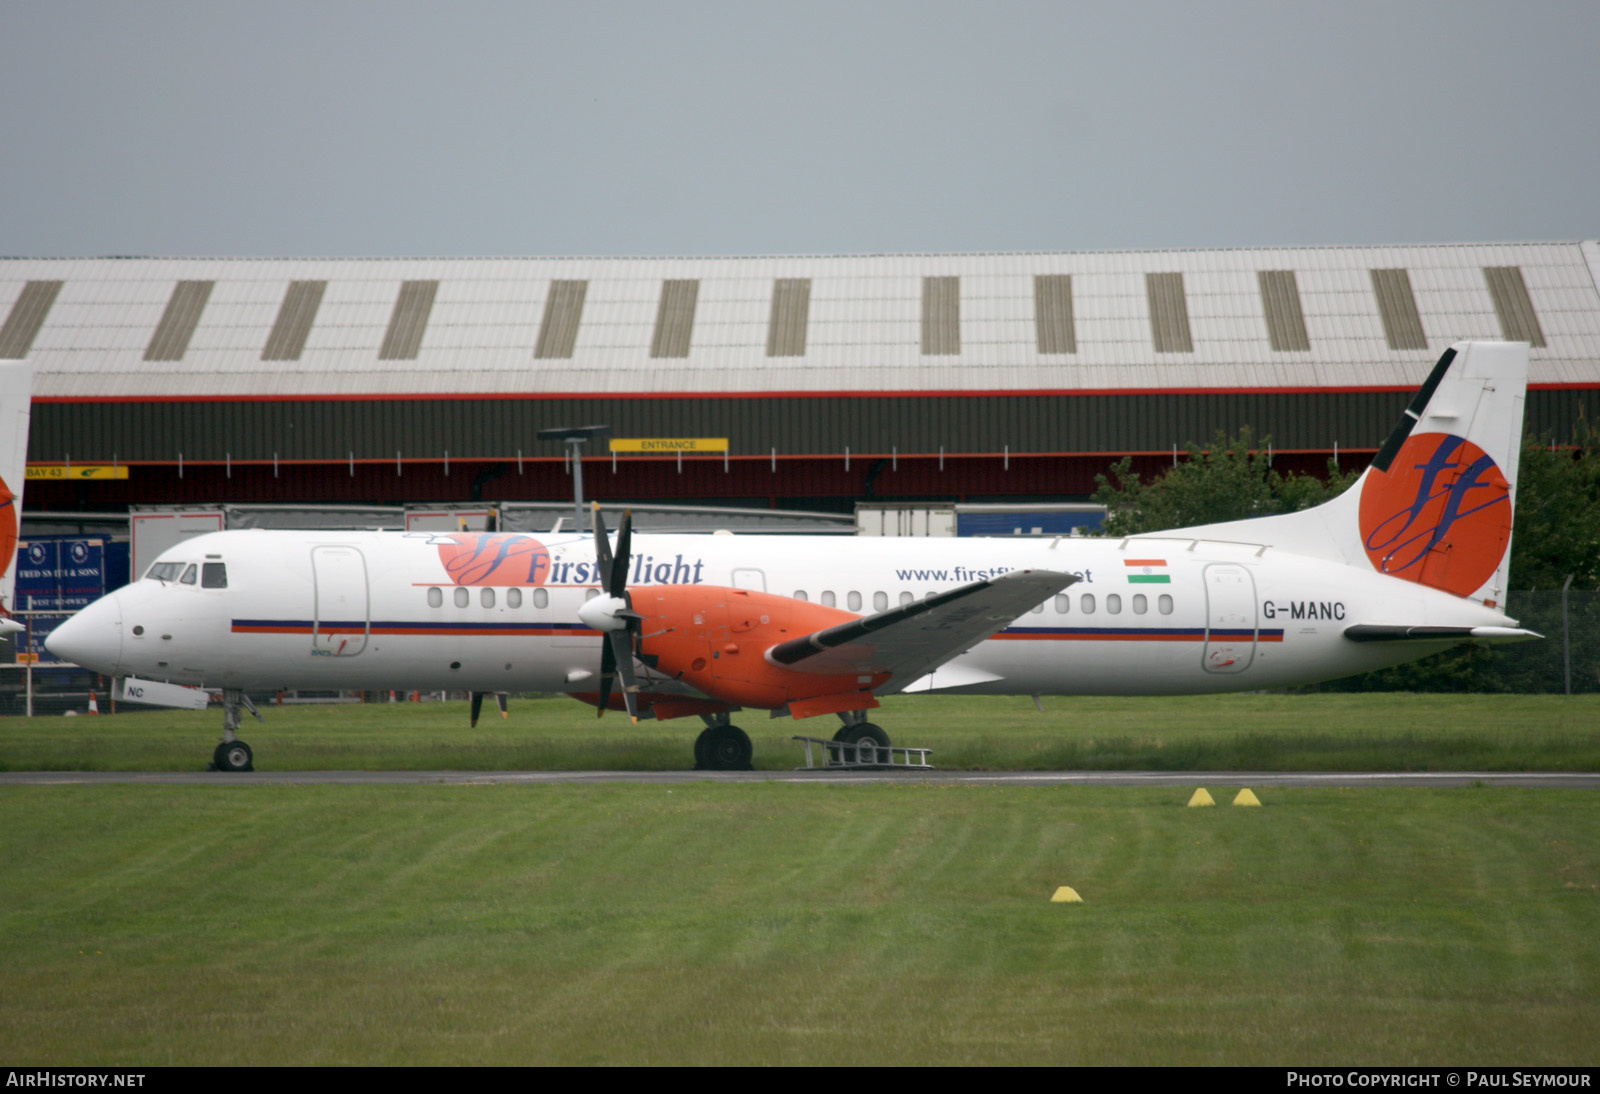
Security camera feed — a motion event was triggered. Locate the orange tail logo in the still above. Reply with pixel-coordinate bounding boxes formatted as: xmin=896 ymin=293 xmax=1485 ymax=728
xmin=1357 ymin=433 xmax=1511 ymax=597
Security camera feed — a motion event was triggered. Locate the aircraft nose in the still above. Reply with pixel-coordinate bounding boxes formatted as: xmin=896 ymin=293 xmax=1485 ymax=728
xmin=44 ymin=592 xmax=123 ymax=674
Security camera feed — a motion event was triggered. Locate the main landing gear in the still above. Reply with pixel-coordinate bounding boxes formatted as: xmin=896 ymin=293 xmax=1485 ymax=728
xmin=689 ymin=711 xmax=894 ymax=770
xmin=832 ymin=711 xmax=891 ymax=764
xmin=693 ymin=714 xmax=753 ymax=771
xmin=209 ymin=688 xmax=264 ymax=772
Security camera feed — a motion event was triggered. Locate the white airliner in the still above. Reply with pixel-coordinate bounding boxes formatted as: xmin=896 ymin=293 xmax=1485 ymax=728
xmin=45 ymin=341 xmax=1539 ymax=771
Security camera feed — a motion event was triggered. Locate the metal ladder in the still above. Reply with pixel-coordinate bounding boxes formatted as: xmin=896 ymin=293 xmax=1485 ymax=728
xmin=792 ymin=736 xmax=933 ymax=770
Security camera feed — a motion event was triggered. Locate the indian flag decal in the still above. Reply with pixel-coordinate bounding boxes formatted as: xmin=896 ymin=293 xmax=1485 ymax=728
xmin=1125 ymin=558 xmax=1171 ymax=584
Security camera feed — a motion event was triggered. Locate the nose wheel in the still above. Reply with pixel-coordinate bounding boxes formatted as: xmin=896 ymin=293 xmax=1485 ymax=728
xmin=212 ymin=739 xmax=254 ymax=772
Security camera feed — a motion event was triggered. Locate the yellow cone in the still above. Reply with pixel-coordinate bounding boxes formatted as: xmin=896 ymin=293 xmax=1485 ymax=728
xmin=1050 ymin=886 xmax=1083 ymax=903
xmin=1232 ymin=788 xmax=1261 ymax=807
xmin=1187 ymin=788 xmax=1215 ymax=807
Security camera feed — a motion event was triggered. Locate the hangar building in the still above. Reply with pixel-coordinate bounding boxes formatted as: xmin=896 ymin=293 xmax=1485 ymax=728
xmin=5 ymin=241 xmax=1598 ymax=517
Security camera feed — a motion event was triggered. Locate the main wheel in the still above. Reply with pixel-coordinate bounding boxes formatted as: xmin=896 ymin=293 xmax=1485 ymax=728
xmin=701 ymin=724 xmax=753 ymax=771
xmin=836 ymin=722 xmax=890 ymax=765
xmin=213 ymin=740 xmax=254 ymax=772
xmin=693 ymin=727 xmax=713 ymax=770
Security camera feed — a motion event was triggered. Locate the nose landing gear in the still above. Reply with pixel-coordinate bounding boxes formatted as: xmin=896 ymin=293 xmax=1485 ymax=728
xmin=209 ymin=689 xmax=263 ymax=772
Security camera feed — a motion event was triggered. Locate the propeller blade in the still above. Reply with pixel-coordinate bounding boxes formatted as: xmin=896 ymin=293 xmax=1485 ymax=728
xmin=606 ymin=629 xmax=640 ymax=720
xmin=597 ymin=632 xmax=616 ymax=717
xmin=610 ymin=509 xmax=632 ymax=597
xmin=591 ymin=503 xmax=613 ymax=583
xmin=470 ymin=691 xmax=484 ymax=728
xmin=496 ymin=693 xmax=509 ymax=719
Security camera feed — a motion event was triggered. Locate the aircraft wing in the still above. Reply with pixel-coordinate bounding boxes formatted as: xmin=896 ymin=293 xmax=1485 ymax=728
xmin=767 ymin=569 xmax=1077 ymax=692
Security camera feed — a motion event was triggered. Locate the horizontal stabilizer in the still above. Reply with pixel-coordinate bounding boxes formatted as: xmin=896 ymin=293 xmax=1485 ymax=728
xmin=1343 ymin=624 xmax=1541 ymax=645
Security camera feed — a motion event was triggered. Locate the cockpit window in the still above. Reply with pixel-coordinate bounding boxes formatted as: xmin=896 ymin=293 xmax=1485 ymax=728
xmin=146 ymin=562 xmax=184 ymax=582
xmin=179 ymin=564 xmax=198 ymax=585
xmin=201 ymin=562 xmax=228 ymax=589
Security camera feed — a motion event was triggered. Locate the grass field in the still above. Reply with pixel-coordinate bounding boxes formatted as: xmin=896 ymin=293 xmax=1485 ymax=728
xmin=3 ymin=691 xmax=1600 ymax=772
xmin=3 ymin=693 xmax=1598 ymax=1065
xmin=1 ymin=781 xmax=1596 ymax=1065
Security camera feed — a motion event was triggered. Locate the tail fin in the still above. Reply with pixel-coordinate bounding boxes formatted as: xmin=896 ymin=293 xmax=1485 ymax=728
xmin=0 ymin=359 xmax=33 ymax=632
xmin=1153 ymin=341 xmax=1529 ymax=608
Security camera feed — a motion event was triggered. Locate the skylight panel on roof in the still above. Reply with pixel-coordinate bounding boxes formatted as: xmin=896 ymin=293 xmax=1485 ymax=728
xmin=0 ymin=280 xmax=63 ymax=358
xmin=378 ymin=280 xmax=438 ymax=361
xmin=1034 ymin=274 xmax=1076 ymax=354
xmin=1370 ymin=269 xmax=1427 ymax=350
xmin=650 ymin=280 xmax=698 ymax=358
xmin=1257 ymin=270 xmax=1309 ymax=352
xmin=535 ymin=280 xmax=587 ymax=359
xmin=1145 ymin=272 xmax=1192 ymax=353
xmin=766 ymin=279 xmax=810 ymax=357
xmin=1483 ymin=266 xmax=1547 ymax=348
xmin=261 ymin=281 xmax=327 ymax=361
xmin=922 ymin=277 xmax=960 ymax=356
xmin=144 ymin=281 xmax=214 ymax=362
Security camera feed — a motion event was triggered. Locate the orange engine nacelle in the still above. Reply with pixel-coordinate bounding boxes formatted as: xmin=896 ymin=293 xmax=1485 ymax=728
xmin=633 ymin=585 xmax=888 ymax=714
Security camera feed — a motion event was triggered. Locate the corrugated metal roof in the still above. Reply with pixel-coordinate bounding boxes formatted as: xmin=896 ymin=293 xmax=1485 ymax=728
xmin=2 ymin=243 xmax=1598 ymax=395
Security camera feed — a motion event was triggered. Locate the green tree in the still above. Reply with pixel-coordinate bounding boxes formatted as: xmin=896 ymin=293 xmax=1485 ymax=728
xmin=1091 ymin=427 xmax=1357 ymax=537
xmin=1508 ymin=420 xmax=1600 ymax=590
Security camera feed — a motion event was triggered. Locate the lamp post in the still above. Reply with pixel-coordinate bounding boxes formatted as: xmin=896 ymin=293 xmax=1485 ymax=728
xmin=536 ymin=425 xmax=610 ymax=533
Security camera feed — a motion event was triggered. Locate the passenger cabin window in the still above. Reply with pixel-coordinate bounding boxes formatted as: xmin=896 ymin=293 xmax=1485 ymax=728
xmin=481 ymin=588 xmax=495 ymax=608
xmin=1159 ymin=594 xmax=1174 ymax=615
xmin=1031 ymin=602 xmax=1044 ymax=614
xmin=1081 ymin=593 xmax=1095 ymax=614
xmin=454 ymin=587 xmax=469 ymax=608
xmin=532 ymin=588 xmax=548 ymax=609
xmin=507 ymin=588 xmax=522 ymax=609
xmin=428 ymin=587 xmax=443 ymax=608
xmin=146 ymin=562 xmax=184 ymax=583
xmin=793 ymin=590 xmax=809 ymax=602
xmin=1133 ymin=594 xmax=1148 ymax=615
xmin=821 ymin=591 xmax=836 ymax=607
xmin=201 ymin=563 xmax=227 ymax=589
xmin=873 ymin=591 xmax=888 ymax=611
xmin=1106 ymin=594 xmax=1122 ymax=615
xmin=584 ymin=588 xmax=600 ymax=601
xmin=899 ymin=592 xmax=914 ymax=607
xmin=179 ymin=564 xmax=198 ymax=585
xmin=1055 ymin=594 xmax=1070 ymax=614
xmin=847 ymin=591 xmax=862 ymax=611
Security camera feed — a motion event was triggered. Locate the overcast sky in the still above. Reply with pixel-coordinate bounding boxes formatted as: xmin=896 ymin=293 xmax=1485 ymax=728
xmin=2 ymin=1 xmax=1595 ymax=258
